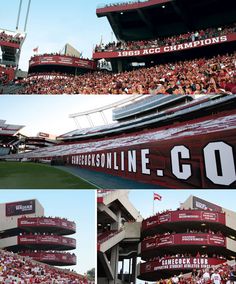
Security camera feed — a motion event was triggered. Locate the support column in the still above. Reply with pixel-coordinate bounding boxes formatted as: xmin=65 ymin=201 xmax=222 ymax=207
xmin=131 ymin=256 xmax=137 ymax=284
xmin=109 ymin=244 xmax=119 ymax=284
xmin=117 ymin=60 xmax=123 ymax=73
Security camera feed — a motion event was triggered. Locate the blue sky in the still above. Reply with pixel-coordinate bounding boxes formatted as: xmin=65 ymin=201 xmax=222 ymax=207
xmin=0 ymin=0 xmax=121 ymax=70
xmin=0 ymin=95 xmax=124 ymax=136
xmin=0 ymin=189 xmax=95 ymax=275
xmin=128 ymin=190 xmax=236 ymax=219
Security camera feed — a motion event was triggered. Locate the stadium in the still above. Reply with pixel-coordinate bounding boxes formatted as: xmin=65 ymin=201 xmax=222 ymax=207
xmin=0 ymin=0 xmax=235 ymax=94
xmin=0 ymin=198 xmax=91 ymax=283
xmin=0 ymin=94 xmax=236 ymax=188
xmin=97 ymin=191 xmax=236 ymax=284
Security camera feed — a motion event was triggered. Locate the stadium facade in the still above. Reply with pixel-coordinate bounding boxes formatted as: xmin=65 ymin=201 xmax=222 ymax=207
xmin=0 ymin=199 xmax=77 ymax=266
xmin=138 ymin=195 xmax=236 ymax=281
xmin=97 ymin=190 xmax=143 ymax=284
xmin=1 ymin=94 xmax=235 ymax=189
xmin=97 ymin=191 xmax=236 ymax=284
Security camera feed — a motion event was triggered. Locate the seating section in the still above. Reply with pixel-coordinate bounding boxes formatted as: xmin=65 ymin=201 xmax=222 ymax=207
xmin=0 ymin=147 xmax=10 ymax=156
xmin=113 ymin=95 xmax=181 ymax=119
xmin=7 ymin=52 xmax=235 ymax=94
xmin=95 ymin=23 xmax=236 ymax=52
xmin=0 ymin=250 xmax=91 ymax=283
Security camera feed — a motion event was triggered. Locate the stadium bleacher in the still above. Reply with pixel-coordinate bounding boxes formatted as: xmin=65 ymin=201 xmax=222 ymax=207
xmin=95 ymin=23 xmax=236 ymax=52
xmin=2 ymin=104 xmax=235 ymax=160
xmin=0 ymin=250 xmax=90 ymax=283
xmin=13 ymin=52 xmax=235 ymax=94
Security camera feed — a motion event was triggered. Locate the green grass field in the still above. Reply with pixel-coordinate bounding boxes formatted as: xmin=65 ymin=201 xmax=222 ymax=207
xmin=0 ymin=162 xmax=97 ymax=189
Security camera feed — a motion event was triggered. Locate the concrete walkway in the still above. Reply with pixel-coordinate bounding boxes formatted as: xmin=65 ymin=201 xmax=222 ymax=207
xmin=55 ymin=166 xmax=165 ymax=189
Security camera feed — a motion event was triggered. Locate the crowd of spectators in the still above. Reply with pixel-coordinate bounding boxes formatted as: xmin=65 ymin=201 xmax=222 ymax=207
xmin=102 ymin=0 xmax=146 ymax=8
xmin=0 ymin=31 xmax=24 ymax=45
xmin=95 ymin=23 xmax=236 ymax=52
xmin=144 ymin=263 xmax=236 ymax=284
xmin=0 ymin=250 xmax=90 ymax=284
xmin=15 ymin=52 xmax=236 ymax=94
xmin=0 ymin=69 xmax=9 ymax=85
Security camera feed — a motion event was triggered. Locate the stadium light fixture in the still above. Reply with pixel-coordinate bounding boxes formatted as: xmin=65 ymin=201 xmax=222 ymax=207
xmin=162 ymin=5 xmax=165 ymax=8
xmin=16 ymin=0 xmax=23 ymax=30
xmin=201 ymin=246 xmax=206 ymax=248
xmin=120 ymin=12 xmax=124 ymax=14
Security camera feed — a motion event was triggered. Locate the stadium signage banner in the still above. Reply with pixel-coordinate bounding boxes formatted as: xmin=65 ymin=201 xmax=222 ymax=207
xmin=193 ymin=196 xmax=222 ymax=212
xmin=20 ymin=252 xmax=76 ymax=263
xmin=18 ymin=235 xmax=76 ymax=246
xmin=142 ymin=210 xmax=225 ymax=230
xmin=29 ymin=55 xmax=96 ymax=69
xmin=93 ymin=33 xmax=236 ymax=59
xmin=69 ymin=137 xmax=236 ymax=188
xmin=141 ymin=257 xmax=225 ymax=273
xmin=142 ymin=234 xmax=225 ymax=251
xmin=18 ymin=217 xmax=76 ymax=231
xmin=6 ymin=200 xmax=35 ymax=217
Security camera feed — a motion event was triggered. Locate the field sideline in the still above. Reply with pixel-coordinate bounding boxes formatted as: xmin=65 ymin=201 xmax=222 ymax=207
xmin=0 ymin=162 xmax=97 ymax=189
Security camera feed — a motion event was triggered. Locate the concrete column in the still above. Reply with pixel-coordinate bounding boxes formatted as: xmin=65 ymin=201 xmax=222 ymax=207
xmin=109 ymin=244 xmax=119 ymax=284
xmin=131 ymin=256 xmax=137 ymax=284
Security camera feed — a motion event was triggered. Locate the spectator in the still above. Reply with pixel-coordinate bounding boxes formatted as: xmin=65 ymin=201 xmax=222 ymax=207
xmin=13 ymin=52 xmax=235 ymax=94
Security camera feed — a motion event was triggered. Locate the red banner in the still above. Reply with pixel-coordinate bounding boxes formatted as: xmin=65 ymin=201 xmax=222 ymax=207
xmin=29 ymin=55 xmax=96 ymax=69
xmin=20 ymin=109 xmax=236 ymax=189
xmin=142 ymin=233 xmax=225 ymax=251
xmin=18 ymin=217 xmax=76 ymax=231
xmin=142 ymin=210 xmax=225 ymax=230
xmin=0 ymin=40 xmax=20 ymax=49
xmin=19 ymin=252 xmax=76 ymax=264
xmin=18 ymin=235 xmax=76 ymax=247
xmin=140 ymin=257 xmax=225 ymax=274
xmin=93 ymin=33 xmax=236 ymax=59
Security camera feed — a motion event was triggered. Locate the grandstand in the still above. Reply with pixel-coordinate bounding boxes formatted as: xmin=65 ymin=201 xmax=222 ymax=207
xmin=97 ymin=191 xmax=236 ymax=284
xmin=0 ymin=250 xmax=91 ymax=283
xmin=0 ymin=120 xmax=57 ymax=155
xmin=0 ymin=199 xmax=77 ymax=267
xmin=1 ymin=94 xmax=235 ymax=188
xmin=94 ymin=0 xmax=236 ymax=72
xmin=1 ymin=0 xmax=235 ymax=94
xmin=0 ymin=119 xmax=24 ymax=155
xmin=138 ymin=195 xmax=236 ymax=281
xmin=0 ymin=199 xmax=91 ymax=282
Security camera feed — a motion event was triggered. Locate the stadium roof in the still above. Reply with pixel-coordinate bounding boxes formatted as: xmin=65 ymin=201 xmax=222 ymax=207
xmin=97 ymin=0 xmax=236 ymax=40
xmin=0 ymin=119 xmax=24 ymax=136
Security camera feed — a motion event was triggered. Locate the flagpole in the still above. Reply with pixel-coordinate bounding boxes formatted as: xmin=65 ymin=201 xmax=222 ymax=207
xmin=152 ymin=191 xmax=154 ymax=215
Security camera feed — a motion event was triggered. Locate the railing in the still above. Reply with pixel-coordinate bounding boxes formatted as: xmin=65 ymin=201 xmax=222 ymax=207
xmin=98 ymin=229 xmax=123 ymax=244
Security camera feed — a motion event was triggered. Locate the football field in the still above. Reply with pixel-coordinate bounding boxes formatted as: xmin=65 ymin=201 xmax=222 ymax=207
xmin=0 ymin=162 xmax=97 ymax=189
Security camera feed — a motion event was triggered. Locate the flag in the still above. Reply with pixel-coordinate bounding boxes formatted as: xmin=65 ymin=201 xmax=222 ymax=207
xmin=33 ymin=46 xmax=38 ymax=53
xmin=154 ymin=192 xmax=162 ymax=201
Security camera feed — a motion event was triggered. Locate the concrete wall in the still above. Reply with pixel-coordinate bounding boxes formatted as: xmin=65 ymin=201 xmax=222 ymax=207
xmin=0 ymin=236 xmax=17 ymax=249
xmin=124 ymin=222 xmax=141 ymax=239
xmin=224 ymin=208 xmax=236 ymax=232
xmin=0 ymin=199 xmax=44 ymax=231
